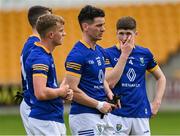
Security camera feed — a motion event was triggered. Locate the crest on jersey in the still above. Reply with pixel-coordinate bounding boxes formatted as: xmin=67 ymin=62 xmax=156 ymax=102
xmin=140 ymin=57 xmax=145 ymax=66
xmin=97 ymin=124 xmax=104 ymax=134
xmin=116 ymin=124 xmax=122 ymax=132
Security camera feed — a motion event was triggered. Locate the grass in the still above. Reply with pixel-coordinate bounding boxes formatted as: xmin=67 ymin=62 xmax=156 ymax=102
xmin=0 ymin=112 xmax=180 ymax=135
xmin=150 ymin=111 xmax=180 ymax=135
xmin=0 ymin=113 xmax=71 ymax=135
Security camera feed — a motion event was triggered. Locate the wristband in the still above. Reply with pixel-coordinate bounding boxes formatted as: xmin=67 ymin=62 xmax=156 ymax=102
xmin=96 ymin=101 xmax=104 ymax=110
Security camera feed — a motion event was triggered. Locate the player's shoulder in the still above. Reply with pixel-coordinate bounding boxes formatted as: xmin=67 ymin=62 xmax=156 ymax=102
xmin=104 ymin=45 xmax=117 ymax=56
xmin=21 ymin=36 xmax=40 ymax=54
xmin=26 ymin=47 xmax=51 ymax=66
xmin=24 ymin=36 xmax=39 ymax=45
xmin=29 ymin=46 xmax=49 ymax=62
xmin=68 ymin=41 xmax=89 ymax=57
xmin=27 ymin=35 xmax=40 ymax=43
xmin=105 ymin=45 xmax=117 ymax=51
xmin=135 ymin=45 xmax=151 ymax=54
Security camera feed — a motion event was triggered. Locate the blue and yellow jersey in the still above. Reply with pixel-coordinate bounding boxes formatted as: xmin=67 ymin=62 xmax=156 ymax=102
xmin=21 ymin=35 xmax=40 ymax=106
xmin=105 ymin=44 xmax=158 ymax=118
xmin=65 ymin=40 xmax=107 ymax=114
xmin=25 ymin=42 xmax=64 ymax=123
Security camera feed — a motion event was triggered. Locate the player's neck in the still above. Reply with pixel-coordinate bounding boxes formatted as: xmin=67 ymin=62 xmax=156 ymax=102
xmin=82 ymin=34 xmax=96 ymax=50
xmin=32 ymin=29 xmax=39 ymax=37
xmin=39 ymin=40 xmax=54 ymax=53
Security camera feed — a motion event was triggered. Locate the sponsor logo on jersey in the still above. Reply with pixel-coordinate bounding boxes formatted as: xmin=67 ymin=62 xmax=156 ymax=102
xmin=88 ymin=60 xmax=94 ymax=64
xmin=129 ymin=56 xmax=135 ymax=59
xmin=127 ymin=68 xmax=136 ymax=82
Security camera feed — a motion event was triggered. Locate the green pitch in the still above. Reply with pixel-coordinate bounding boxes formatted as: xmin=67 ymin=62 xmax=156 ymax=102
xmin=0 ymin=112 xmax=180 ymax=135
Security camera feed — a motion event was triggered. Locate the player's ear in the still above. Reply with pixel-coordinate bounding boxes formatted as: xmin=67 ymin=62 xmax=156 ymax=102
xmin=46 ymin=31 xmax=54 ymax=39
xmin=135 ymin=31 xmax=138 ymax=36
xmin=81 ymin=23 xmax=89 ymax=32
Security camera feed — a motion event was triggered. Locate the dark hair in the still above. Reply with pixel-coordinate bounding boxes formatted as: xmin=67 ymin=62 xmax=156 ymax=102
xmin=36 ymin=14 xmax=64 ymax=39
xmin=28 ymin=5 xmax=52 ymax=28
xmin=78 ymin=5 xmax=105 ymax=30
xmin=116 ymin=16 xmax=136 ymax=30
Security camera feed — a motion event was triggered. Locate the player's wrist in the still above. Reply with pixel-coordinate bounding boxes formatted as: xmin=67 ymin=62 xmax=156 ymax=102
xmin=96 ymin=101 xmax=104 ymax=110
xmin=153 ymin=99 xmax=161 ymax=105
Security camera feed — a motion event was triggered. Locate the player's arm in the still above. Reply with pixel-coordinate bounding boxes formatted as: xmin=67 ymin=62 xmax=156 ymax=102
xmin=33 ymin=74 xmax=69 ymax=100
xmin=105 ymin=55 xmax=128 ymax=88
xmin=65 ymin=74 xmax=113 ymax=114
xmin=104 ymin=79 xmax=121 ymax=108
xmin=104 ymin=79 xmax=114 ymax=100
xmin=105 ymin=36 xmax=133 ymax=88
xmin=150 ymin=66 xmax=166 ymax=116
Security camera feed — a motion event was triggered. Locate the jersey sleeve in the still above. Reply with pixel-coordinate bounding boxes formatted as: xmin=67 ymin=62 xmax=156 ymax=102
xmin=65 ymin=52 xmax=83 ymax=78
xmin=104 ymin=49 xmax=113 ymax=70
xmin=32 ymin=56 xmax=50 ymax=78
xmin=146 ymin=49 xmax=158 ymax=72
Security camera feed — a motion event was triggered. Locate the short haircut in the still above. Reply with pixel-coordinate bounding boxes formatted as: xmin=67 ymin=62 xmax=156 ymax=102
xmin=36 ymin=14 xmax=64 ymax=39
xmin=28 ymin=5 xmax=52 ymax=28
xmin=78 ymin=5 xmax=105 ymax=30
xmin=116 ymin=16 xmax=136 ymax=30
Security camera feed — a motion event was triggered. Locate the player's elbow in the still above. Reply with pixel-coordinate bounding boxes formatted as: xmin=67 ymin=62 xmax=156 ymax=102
xmin=161 ymin=74 xmax=166 ymax=84
xmin=34 ymin=91 xmax=47 ymax=100
xmin=158 ymin=73 xmax=166 ymax=83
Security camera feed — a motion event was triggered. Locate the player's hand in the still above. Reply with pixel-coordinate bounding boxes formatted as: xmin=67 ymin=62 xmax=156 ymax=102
xmin=120 ymin=35 xmax=134 ymax=58
xmin=116 ymin=99 xmax=121 ymax=109
xmin=59 ymin=80 xmax=69 ymax=98
xmin=14 ymin=91 xmax=24 ymax=104
xmin=64 ymin=89 xmax=73 ymax=101
xmin=106 ymin=91 xmax=114 ymax=100
xmin=150 ymin=100 xmax=161 ymax=117
xmin=99 ymin=101 xmax=115 ymax=114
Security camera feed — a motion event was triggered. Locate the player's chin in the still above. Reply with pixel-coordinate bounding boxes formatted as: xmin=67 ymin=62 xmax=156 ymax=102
xmin=97 ymin=36 xmax=103 ymax=40
xmin=58 ymin=40 xmax=63 ymax=46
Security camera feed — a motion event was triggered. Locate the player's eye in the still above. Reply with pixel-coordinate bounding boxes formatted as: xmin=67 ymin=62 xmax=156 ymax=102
xmin=126 ymin=32 xmax=132 ymax=35
xmin=59 ymin=29 xmax=63 ymax=32
xmin=119 ymin=32 xmax=125 ymax=36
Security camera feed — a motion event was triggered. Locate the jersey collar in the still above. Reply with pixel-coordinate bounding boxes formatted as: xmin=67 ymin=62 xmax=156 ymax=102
xmin=80 ymin=40 xmax=96 ymax=50
xmin=115 ymin=42 xmax=120 ymax=50
xmin=34 ymin=42 xmax=51 ymax=54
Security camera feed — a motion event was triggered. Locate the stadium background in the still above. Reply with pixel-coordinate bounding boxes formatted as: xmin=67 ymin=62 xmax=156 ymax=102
xmin=0 ymin=0 xmax=180 ymax=135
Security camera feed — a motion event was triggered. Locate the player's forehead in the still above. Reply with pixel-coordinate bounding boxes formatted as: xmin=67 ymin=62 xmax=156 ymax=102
xmin=117 ymin=29 xmax=134 ymax=34
xmin=57 ymin=23 xmax=65 ymax=31
xmin=92 ymin=17 xmax=105 ymax=25
xmin=46 ymin=11 xmax=51 ymax=15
